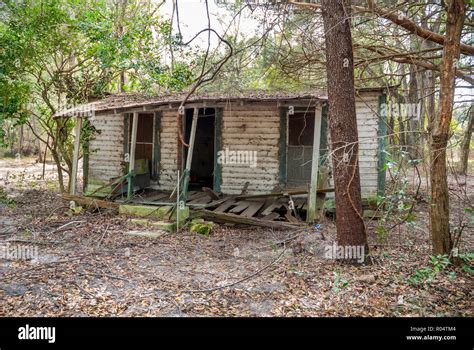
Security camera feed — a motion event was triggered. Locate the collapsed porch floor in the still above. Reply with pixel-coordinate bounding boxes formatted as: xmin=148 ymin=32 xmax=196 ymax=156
xmin=122 ymin=189 xmax=321 ymax=225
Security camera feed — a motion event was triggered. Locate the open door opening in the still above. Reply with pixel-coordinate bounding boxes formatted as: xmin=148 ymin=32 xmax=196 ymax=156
xmin=183 ymin=108 xmax=215 ymax=190
xmin=286 ymin=110 xmax=315 ymax=189
xmin=129 ymin=113 xmax=154 ymax=189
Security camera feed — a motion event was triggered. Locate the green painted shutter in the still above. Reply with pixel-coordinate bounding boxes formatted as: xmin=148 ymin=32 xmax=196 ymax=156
xmin=320 ymin=104 xmax=328 ymax=165
xmin=279 ymin=107 xmax=288 ymax=189
xmin=377 ymin=94 xmax=388 ymax=196
xmin=213 ymin=108 xmax=223 ymax=192
xmin=152 ymin=112 xmax=161 ymax=181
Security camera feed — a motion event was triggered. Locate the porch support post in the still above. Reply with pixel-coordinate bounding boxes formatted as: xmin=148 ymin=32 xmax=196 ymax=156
xmin=307 ymin=106 xmax=322 ymax=223
xmin=127 ymin=112 xmax=139 ymax=199
xmin=70 ymin=117 xmax=82 ymax=195
xmin=182 ymin=108 xmax=199 ymax=200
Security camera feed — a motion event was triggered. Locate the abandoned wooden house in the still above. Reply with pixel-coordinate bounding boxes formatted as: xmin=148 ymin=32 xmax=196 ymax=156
xmin=55 ymin=88 xmax=387 ymax=225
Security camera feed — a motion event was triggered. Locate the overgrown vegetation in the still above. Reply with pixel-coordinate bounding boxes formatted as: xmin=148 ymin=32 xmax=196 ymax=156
xmin=0 ymin=0 xmax=472 ymax=318
xmin=0 ymin=185 xmax=15 ymax=207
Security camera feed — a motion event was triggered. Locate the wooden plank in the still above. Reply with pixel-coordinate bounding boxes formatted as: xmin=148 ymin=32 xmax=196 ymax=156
xmin=182 ymin=108 xmax=199 ymax=198
xmin=228 ymin=201 xmax=251 ymax=214
xmin=187 ymin=192 xmax=209 ymax=203
xmin=301 ymin=201 xmax=307 ymax=211
xmin=199 ymin=197 xmax=229 ymax=209
xmin=186 ymin=191 xmax=200 ymax=200
xmin=285 ymin=213 xmax=300 ymax=223
xmin=127 ymin=112 xmax=139 ymax=199
xmin=294 ymin=197 xmax=306 ymax=209
xmin=202 ymin=187 xmax=220 ymax=200
xmin=288 ymin=195 xmax=302 ymax=221
xmin=259 ymin=197 xmax=276 ymax=216
xmin=70 ymin=117 xmax=82 ymax=195
xmin=144 ymin=192 xmax=169 ymax=201
xmin=235 ymin=188 xmax=333 ymax=201
xmin=282 ymin=202 xmax=301 ymax=223
xmin=198 ymin=209 xmax=302 ymax=229
xmin=188 ymin=195 xmax=213 ymax=205
xmin=213 ymin=199 xmax=236 ymax=213
xmin=260 ymin=201 xmax=284 ymax=216
xmin=63 ymin=194 xmax=119 ymax=210
xmin=315 ymin=192 xmax=326 ymax=220
xmin=307 ymin=107 xmax=322 ymax=223
xmin=240 ymin=200 xmax=265 ymax=218
xmin=261 ymin=212 xmax=280 ymax=221
xmin=240 ymin=181 xmax=250 ymax=195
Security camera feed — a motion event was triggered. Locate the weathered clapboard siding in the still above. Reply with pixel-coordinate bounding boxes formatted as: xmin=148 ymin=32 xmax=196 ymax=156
xmin=356 ymin=94 xmax=380 ymax=196
xmin=87 ymin=114 xmax=124 ymax=191
xmin=157 ymin=110 xmax=178 ymax=190
xmin=82 ymin=92 xmax=384 ymax=198
xmin=326 ymin=93 xmax=381 ymax=197
xmin=220 ymin=104 xmax=280 ymax=195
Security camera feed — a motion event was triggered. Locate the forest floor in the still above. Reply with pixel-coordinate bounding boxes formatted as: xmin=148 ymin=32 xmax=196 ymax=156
xmin=0 ymin=158 xmax=472 ymax=316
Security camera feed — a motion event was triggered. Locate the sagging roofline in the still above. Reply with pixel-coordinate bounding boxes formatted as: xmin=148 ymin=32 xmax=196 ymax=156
xmin=53 ymin=87 xmax=391 ymax=118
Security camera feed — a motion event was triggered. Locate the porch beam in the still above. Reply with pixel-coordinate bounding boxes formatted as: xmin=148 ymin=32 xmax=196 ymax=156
xmin=70 ymin=117 xmax=82 ymax=195
xmin=182 ymin=108 xmax=199 ymax=199
xmin=127 ymin=112 xmax=139 ymax=199
xmin=307 ymin=106 xmax=322 ymax=223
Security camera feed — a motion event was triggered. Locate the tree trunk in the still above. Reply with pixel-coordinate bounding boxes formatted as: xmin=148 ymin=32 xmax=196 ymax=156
xmin=458 ymin=105 xmax=473 ymax=175
xmin=422 ymin=12 xmax=441 ymax=141
xmin=321 ymin=0 xmax=368 ymax=261
xmin=407 ymin=64 xmax=421 ymax=159
xmin=19 ymin=124 xmax=24 ymax=157
xmin=50 ymin=148 xmax=66 ymax=193
xmin=430 ymin=0 xmax=465 ymax=256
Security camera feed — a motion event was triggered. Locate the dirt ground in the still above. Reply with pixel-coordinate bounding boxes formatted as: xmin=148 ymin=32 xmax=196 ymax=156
xmin=0 ymin=158 xmax=472 ymax=316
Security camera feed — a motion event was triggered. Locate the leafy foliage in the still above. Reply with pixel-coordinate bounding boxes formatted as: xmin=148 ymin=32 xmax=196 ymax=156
xmin=408 ymin=253 xmax=473 ymax=286
xmin=0 ymin=0 xmax=193 ymax=191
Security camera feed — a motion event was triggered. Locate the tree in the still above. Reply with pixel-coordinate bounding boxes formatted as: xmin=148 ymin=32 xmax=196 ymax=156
xmin=321 ymin=0 xmax=368 ymax=261
xmin=430 ymin=0 xmax=466 ymax=255
xmin=0 ymin=0 xmax=188 ymax=192
xmin=288 ymin=0 xmax=471 ymax=257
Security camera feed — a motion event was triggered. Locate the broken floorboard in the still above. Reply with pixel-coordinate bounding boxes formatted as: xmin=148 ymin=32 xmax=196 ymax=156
xmin=213 ymin=199 xmax=237 ymax=213
xmin=196 ymin=209 xmax=303 ymax=230
xmin=240 ymin=200 xmax=265 ymax=218
xmin=63 ymin=194 xmax=119 ymax=210
xmin=235 ymin=188 xmax=334 ymax=201
xmin=194 ymin=192 xmax=322 ymax=224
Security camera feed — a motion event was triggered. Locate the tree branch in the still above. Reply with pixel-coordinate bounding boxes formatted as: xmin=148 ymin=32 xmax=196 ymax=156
xmin=290 ymin=0 xmax=474 ymax=56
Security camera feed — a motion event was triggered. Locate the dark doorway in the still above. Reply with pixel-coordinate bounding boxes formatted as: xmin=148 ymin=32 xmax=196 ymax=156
xmin=129 ymin=113 xmax=154 ymax=188
xmin=183 ymin=108 xmax=215 ymax=190
xmin=286 ymin=111 xmax=315 ymax=188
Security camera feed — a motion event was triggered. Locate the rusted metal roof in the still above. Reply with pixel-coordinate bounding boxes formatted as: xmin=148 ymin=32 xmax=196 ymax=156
xmin=54 ymin=88 xmax=386 ymax=118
